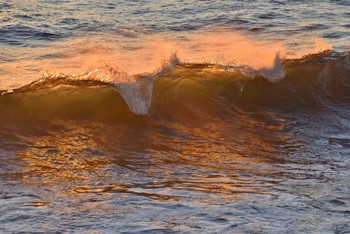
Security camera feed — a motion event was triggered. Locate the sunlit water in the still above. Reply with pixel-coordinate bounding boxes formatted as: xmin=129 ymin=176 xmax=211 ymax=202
xmin=1 ymin=1 xmax=350 ymax=233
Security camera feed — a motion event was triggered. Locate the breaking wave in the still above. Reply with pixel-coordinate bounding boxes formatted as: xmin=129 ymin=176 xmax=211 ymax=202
xmin=1 ymin=51 xmax=349 ymax=122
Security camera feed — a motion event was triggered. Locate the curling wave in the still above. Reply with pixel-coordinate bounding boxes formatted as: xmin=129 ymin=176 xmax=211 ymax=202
xmin=0 ymin=51 xmax=349 ymax=123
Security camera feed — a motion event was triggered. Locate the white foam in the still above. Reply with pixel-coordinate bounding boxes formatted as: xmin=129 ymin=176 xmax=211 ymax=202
xmin=114 ymin=77 xmax=153 ymax=115
xmin=256 ymin=54 xmax=285 ymax=82
xmin=225 ymin=53 xmax=286 ymax=82
xmin=113 ymin=53 xmax=179 ymax=115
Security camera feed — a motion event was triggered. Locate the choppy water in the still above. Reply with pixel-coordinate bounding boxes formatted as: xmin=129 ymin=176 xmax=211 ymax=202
xmin=1 ymin=1 xmax=350 ymax=233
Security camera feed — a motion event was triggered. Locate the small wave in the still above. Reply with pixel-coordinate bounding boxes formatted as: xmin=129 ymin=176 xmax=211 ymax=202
xmin=1 ymin=51 xmax=349 ymax=121
xmin=3 ymin=51 xmax=285 ymax=115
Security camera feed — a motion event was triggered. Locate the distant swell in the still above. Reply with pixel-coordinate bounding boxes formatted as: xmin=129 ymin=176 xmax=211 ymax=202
xmin=1 ymin=51 xmax=349 ymax=122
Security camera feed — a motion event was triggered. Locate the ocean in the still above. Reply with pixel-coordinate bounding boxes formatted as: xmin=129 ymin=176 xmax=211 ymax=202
xmin=1 ymin=0 xmax=350 ymax=233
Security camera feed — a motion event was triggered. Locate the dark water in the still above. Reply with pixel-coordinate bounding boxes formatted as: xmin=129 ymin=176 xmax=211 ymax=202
xmin=1 ymin=1 xmax=350 ymax=233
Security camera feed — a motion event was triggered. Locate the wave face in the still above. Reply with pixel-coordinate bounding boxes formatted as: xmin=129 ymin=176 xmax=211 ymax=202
xmin=1 ymin=51 xmax=349 ymax=121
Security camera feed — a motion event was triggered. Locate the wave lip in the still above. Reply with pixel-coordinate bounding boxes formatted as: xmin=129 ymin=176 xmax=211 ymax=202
xmin=3 ymin=51 xmax=350 ymax=116
xmin=226 ymin=53 xmax=285 ymax=82
xmin=1 ymin=51 xmax=349 ymax=122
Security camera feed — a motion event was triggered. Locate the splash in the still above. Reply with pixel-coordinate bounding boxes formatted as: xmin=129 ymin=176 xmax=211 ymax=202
xmin=0 ymin=29 xmax=332 ymax=86
xmin=0 ymin=29 xmax=333 ymax=114
xmin=285 ymin=38 xmax=333 ymax=59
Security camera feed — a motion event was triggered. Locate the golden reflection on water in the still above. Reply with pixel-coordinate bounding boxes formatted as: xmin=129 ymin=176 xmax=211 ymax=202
xmin=16 ymin=123 xmax=110 ymax=187
xmin=15 ymin=114 xmax=297 ymax=203
xmin=146 ymin=118 xmax=295 ymax=199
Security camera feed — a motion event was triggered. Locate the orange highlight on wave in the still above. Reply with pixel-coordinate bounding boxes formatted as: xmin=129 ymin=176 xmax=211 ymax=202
xmin=0 ymin=29 xmax=332 ymax=89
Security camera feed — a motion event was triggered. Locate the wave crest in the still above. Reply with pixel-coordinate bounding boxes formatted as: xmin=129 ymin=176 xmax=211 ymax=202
xmin=3 ymin=51 xmax=349 ymax=116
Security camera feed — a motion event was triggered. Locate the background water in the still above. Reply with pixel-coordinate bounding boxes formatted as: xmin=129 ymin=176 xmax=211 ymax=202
xmin=1 ymin=1 xmax=350 ymax=233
